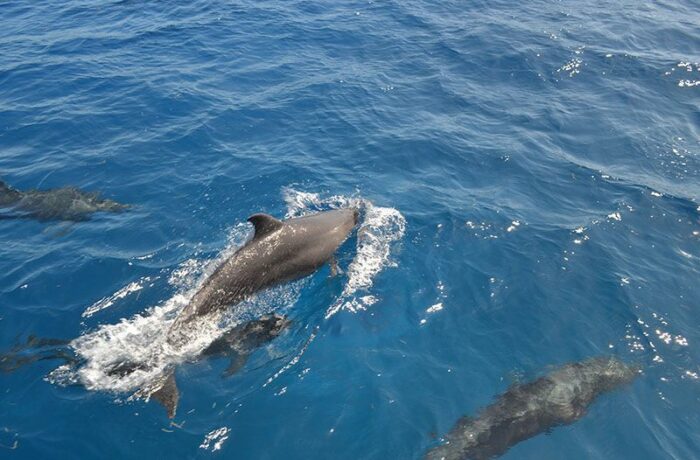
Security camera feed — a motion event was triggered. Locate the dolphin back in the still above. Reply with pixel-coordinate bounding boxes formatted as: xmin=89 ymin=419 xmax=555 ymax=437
xmin=426 ymin=357 xmax=639 ymax=460
xmin=0 ymin=180 xmax=128 ymax=221
xmin=167 ymin=208 xmax=358 ymax=345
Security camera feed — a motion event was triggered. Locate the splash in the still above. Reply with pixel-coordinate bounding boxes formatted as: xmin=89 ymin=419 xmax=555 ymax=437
xmin=82 ymin=276 xmax=156 ymax=318
xmin=282 ymin=187 xmax=363 ymax=218
xmin=200 ymin=427 xmax=230 ymax=452
xmin=48 ymin=222 xmax=303 ymax=397
xmin=332 ymin=203 xmax=405 ymax=316
xmin=282 ymin=188 xmax=406 ymax=318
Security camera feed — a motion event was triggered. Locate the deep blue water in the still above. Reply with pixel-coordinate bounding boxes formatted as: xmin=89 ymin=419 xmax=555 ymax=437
xmin=1 ymin=0 xmax=699 ymax=458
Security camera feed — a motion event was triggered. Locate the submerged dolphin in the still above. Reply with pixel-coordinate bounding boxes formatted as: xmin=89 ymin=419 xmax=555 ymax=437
xmin=426 ymin=356 xmax=639 ymax=460
xmin=0 ymin=336 xmax=76 ymax=373
xmin=167 ymin=208 xmax=359 ymax=347
xmin=201 ymin=313 xmax=292 ymax=376
xmin=124 ymin=314 xmax=292 ymax=418
xmin=0 ymin=179 xmax=128 ymax=221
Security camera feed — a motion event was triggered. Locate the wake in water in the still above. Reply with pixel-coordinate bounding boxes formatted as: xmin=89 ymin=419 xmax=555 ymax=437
xmin=7 ymin=188 xmax=405 ymax=417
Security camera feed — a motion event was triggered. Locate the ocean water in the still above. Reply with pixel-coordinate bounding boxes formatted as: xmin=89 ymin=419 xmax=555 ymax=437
xmin=0 ymin=0 xmax=699 ymax=458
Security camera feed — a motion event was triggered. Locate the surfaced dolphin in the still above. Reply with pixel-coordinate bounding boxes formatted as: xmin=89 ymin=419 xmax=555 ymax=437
xmin=167 ymin=208 xmax=359 ymax=347
xmin=426 ymin=356 xmax=639 ymax=460
xmin=0 ymin=179 xmax=128 ymax=221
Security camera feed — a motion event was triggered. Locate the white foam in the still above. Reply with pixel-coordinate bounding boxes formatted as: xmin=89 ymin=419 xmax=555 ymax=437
xmin=340 ymin=203 xmax=405 ymax=298
xmin=200 ymin=427 xmax=230 ymax=452
xmin=607 ymin=212 xmax=622 ymax=221
xmin=506 ymin=220 xmax=521 ymax=232
xmin=82 ymin=276 xmax=155 ymax=318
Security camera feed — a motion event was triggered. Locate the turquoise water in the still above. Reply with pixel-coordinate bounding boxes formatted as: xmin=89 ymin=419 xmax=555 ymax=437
xmin=1 ymin=0 xmax=699 ymax=458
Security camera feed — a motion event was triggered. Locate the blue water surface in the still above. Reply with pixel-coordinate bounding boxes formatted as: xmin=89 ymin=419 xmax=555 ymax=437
xmin=1 ymin=0 xmax=699 ymax=458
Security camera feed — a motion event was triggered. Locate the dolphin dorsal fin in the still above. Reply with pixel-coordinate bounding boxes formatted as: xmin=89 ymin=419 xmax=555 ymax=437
xmin=247 ymin=213 xmax=283 ymax=239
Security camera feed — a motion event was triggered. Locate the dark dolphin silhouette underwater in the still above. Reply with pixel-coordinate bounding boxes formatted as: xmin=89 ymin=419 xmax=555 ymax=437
xmin=425 ymin=356 xmax=639 ymax=460
xmin=1 ymin=207 xmax=360 ymax=418
xmin=0 ymin=179 xmax=128 ymax=221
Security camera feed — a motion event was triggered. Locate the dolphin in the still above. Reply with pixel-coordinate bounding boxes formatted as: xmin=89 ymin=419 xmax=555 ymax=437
xmin=124 ymin=314 xmax=292 ymax=418
xmin=0 ymin=336 xmax=76 ymax=373
xmin=201 ymin=313 xmax=292 ymax=376
xmin=426 ymin=356 xmax=639 ymax=460
xmin=166 ymin=208 xmax=359 ymax=347
xmin=0 ymin=179 xmax=128 ymax=221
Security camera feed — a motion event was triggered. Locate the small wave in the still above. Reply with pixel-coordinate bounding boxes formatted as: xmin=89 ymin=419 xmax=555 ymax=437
xmin=332 ymin=203 xmax=406 ymax=316
xmin=263 ymin=328 xmax=317 ymax=388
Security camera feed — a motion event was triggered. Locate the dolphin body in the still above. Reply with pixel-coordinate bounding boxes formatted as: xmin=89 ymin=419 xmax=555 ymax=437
xmin=166 ymin=208 xmax=359 ymax=347
xmin=426 ymin=357 xmax=639 ymax=460
xmin=0 ymin=180 xmax=127 ymax=221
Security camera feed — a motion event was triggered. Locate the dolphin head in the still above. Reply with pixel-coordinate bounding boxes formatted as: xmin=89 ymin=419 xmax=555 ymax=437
xmin=257 ymin=313 xmax=291 ymax=337
xmin=96 ymin=198 xmax=130 ymax=213
xmin=0 ymin=180 xmax=21 ymax=206
xmin=289 ymin=207 xmax=359 ymax=242
xmin=581 ymin=356 xmax=640 ymax=393
xmin=323 ymin=207 xmax=360 ymax=235
xmin=263 ymin=207 xmax=360 ymax=273
xmin=235 ymin=314 xmax=291 ymax=349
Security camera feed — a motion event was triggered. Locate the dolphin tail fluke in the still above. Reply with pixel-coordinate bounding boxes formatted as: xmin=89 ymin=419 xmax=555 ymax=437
xmin=151 ymin=371 xmax=180 ymax=419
